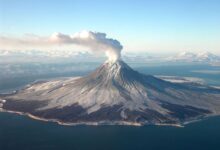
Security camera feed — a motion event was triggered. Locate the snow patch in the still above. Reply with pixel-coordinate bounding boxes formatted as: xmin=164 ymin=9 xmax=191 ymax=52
xmin=157 ymin=75 xmax=205 ymax=84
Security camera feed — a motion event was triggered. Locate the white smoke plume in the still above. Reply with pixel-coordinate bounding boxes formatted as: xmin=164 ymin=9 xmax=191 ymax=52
xmin=0 ymin=31 xmax=123 ymax=62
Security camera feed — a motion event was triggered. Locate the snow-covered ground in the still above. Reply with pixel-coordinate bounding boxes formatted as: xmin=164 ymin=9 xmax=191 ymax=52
xmin=0 ymin=99 xmax=6 ymax=109
xmin=156 ymin=76 xmax=205 ymax=84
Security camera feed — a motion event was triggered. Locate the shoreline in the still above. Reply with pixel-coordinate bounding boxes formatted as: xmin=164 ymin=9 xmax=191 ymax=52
xmin=0 ymin=108 xmax=184 ymax=127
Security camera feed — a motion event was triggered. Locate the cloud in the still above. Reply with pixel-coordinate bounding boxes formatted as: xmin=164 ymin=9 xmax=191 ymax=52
xmin=0 ymin=31 xmax=123 ymax=62
xmin=49 ymin=31 xmax=123 ymax=62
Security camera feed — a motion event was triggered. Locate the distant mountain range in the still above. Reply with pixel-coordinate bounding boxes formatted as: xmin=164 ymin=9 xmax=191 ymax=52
xmin=1 ymin=50 xmax=220 ymax=64
xmin=167 ymin=51 xmax=220 ymax=63
xmin=0 ymin=49 xmax=95 ymax=58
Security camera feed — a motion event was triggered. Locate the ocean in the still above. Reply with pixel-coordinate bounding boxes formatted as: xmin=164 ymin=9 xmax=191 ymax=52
xmin=1 ymin=112 xmax=220 ymax=150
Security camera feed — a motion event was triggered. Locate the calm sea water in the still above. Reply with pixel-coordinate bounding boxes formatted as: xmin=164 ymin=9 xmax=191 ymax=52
xmin=1 ymin=112 xmax=220 ymax=150
xmin=0 ymin=64 xmax=220 ymax=150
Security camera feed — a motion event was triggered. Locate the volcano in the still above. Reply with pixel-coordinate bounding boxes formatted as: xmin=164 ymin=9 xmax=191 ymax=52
xmin=1 ymin=60 xmax=220 ymax=126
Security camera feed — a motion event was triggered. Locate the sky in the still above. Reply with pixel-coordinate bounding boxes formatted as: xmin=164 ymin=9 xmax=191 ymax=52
xmin=0 ymin=0 xmax=220 ymax=54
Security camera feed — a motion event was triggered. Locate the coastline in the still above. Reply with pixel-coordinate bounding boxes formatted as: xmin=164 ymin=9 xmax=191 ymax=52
xmin=0 ymin=108 xmax=184 ymax=127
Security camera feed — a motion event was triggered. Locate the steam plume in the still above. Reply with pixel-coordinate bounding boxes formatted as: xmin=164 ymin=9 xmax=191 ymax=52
xmin=0 ymin=31 xmax=123 ymax=62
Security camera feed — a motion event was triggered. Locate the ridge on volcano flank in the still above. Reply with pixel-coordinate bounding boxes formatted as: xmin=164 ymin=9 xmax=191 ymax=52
xmin=1 ymin=60 xmax=220 ymax=125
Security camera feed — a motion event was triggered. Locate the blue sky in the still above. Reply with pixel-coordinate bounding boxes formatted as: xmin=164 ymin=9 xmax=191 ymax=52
xmin=0 ymin=0 xmax=220 ymax=54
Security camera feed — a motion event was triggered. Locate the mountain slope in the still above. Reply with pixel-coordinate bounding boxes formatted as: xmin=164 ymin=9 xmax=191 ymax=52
xmin=1 ymin=60 xmax=220 ymax=126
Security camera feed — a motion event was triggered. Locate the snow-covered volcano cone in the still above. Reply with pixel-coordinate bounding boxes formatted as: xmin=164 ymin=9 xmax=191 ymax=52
xmin=1 ymin=57 xmax=220 ymax=126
